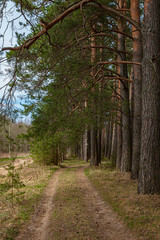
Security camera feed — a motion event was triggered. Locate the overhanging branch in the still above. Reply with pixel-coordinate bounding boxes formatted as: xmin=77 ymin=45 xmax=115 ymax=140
xmin=1 ymin=0 xmax=141 ymax=52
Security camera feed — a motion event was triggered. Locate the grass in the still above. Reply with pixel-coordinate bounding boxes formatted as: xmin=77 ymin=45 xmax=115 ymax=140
xmin=85 ymin=159 xmax=160 ymax=240
xmin=61 ymin=157 xmax=87 ymax=167
xmin=0 ymin=157 xmax=28 ymax=166
xmin=0 ymin=160 xmax=59 ymax=240
xmin=0 ymin=158 xmax=12 ymax=166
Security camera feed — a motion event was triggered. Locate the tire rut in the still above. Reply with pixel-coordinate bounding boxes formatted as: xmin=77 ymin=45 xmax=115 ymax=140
xmin=75 ymin=166 xmax=137 ymax=240
xmin=16 ymin=169 xmax=62 ymax=240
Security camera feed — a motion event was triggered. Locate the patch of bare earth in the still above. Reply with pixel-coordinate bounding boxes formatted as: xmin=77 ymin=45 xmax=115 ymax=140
xmin=0 ymin=156 xmax=33 ymax=176
xmin=15 ymin=169 xmax=62 ymax=240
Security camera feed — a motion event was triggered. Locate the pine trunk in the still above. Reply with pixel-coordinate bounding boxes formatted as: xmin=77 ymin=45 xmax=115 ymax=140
xmin=117 ymin=2 xmax=132 ymax=172
xmin=90 ymin=24 xmax=98 ymax=166
xmin=138 ymin=0 xmax=160 ymax=194
xmin=107 ymin=120 xmax=113 ymax=159
xmin=83 ymin=128 xmax=88 ymax=162
xmin=90 ymin=128 xmax=96 ymax=166
xmin=130 ymin=0 xmax=143 ymax=180
xmin=116 ymin=75 xmax=122 ymax=169
xmin=111 ymin=122 xmax=117 ymax=166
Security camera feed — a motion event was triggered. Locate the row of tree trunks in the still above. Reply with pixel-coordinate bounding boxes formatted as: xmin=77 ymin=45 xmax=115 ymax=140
xmin=77 ymin=0 xmax=160 ymax=194
xmin=105 ymin=0 xmax=160 ymax=194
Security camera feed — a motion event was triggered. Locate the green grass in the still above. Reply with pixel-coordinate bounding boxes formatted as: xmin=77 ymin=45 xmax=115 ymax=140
xmin=61 ymin=158 xmax=87 ymax=167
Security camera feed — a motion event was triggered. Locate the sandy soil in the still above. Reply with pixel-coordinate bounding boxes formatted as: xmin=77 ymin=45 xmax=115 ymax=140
xmin=0 ymin=156 xmax=33 ymax=176
xmin=15 ymin=169 xmax=62 ymax=240
xmin=15 ymin=166 xmax=137 ymax=240
xmin=0 ymin=153 xmax=29 ymax=159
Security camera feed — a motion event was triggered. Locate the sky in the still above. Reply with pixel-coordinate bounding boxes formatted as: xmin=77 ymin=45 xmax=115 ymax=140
xmin=0 ymin=1 xmax=31 ymax=121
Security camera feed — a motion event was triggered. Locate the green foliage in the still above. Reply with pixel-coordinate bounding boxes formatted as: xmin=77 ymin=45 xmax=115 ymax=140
xmin=31 ymin=136 xmax=58 ymax=165
xmin=5 ymin=0 xmax=122 ymax=165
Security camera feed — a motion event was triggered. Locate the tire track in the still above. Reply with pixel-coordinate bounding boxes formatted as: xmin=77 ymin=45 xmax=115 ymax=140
xmin=76 ymin=166 xmax=138 ymax=240
xmin=16 ymin=169 xmax=62 ymax=240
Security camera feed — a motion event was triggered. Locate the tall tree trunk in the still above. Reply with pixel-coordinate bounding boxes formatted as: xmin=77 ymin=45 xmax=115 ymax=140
xmin=116 ymin=79 xmax=122 ymax=169
xmin=90 ymin=24 xmax=98 ymax=166
xmin=138 ymin=0 xmax=160 ymax=194
xmin=83 ymin=127 xmax=88 ymax=162
xmin=101 ymin=128 xmax=106 ymax=158
xmin=130 ymin=0 xmax=143 ymax=180
xmin=96 ymin=128 xmax=102 ymax=165
xmin=117 ymin=1 xmax=132 ymax=172
xmin=105 ymin=123 xmax=109 ymax=157
xmin=90 ymin=128 xmax=96 ymax=165
xmin=111 ymin=121 xmax=117 ymax=166
xmin=82 ymin=41 xmax=89 ymax=162
xmin=111 ymin=81 xmax=117 ymax=166
xmin=80 ymin=140 xmax=83 ymax=160
xmin=87 ymin=130 xmax=91 ymax=160
xmin=107 ymin=120 xmax=113 ymax=159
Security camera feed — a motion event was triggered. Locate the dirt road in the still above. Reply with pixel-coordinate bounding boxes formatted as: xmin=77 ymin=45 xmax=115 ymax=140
xmin=16 ymin=166 xmax=137 ymax=240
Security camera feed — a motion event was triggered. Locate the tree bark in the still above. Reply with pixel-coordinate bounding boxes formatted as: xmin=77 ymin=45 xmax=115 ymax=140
xmin=90 ymin=24 xmax=98 ymax=166
xmin=138 ymin=0 xmax=160 ymax=194
xmin=104 ymin=123 xmax=109 ymax=157
xmin=107 ymin=120 xmax=113 ymax=159
xmin=116 ymin=78 xmax=122 ymax=169
xmin=130 ymin=0 xmax=143 ymax=180
xmin=83 ymin=128 xmax=88 ymax=162
xmin=111 ymin=121 xmax=117 ymax=166
xmin=90 ymin=128 xmax=97 ymax=165
xmin=117 ymin=0 xmax=132 ymax=172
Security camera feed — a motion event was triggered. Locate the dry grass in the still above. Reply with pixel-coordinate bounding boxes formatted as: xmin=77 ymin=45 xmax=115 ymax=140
xmin=0 ymin=159 xmax=58 ymax=240
xmin=85 ymin=160 xmax=160 ymax=240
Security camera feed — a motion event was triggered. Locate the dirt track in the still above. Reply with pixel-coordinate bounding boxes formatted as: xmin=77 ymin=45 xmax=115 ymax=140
xmin=16 ymin=169 xmax=62 ymax=240
xmin=15 ymin=166 xmax=137 ymax=240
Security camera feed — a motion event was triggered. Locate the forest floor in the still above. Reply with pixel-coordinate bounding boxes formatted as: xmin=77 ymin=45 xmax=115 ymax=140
xmin=15 ymin=160 xmax=138 ymax=240
xmin=0 ymin=156 xmax=33 ymax=175
xmin=1 ymin=158 xmax=159 ymax=240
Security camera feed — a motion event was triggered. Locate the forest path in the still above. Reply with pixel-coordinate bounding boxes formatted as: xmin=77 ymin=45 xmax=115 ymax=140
xmin=16 ymin=165 xmax=137 ymax=240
